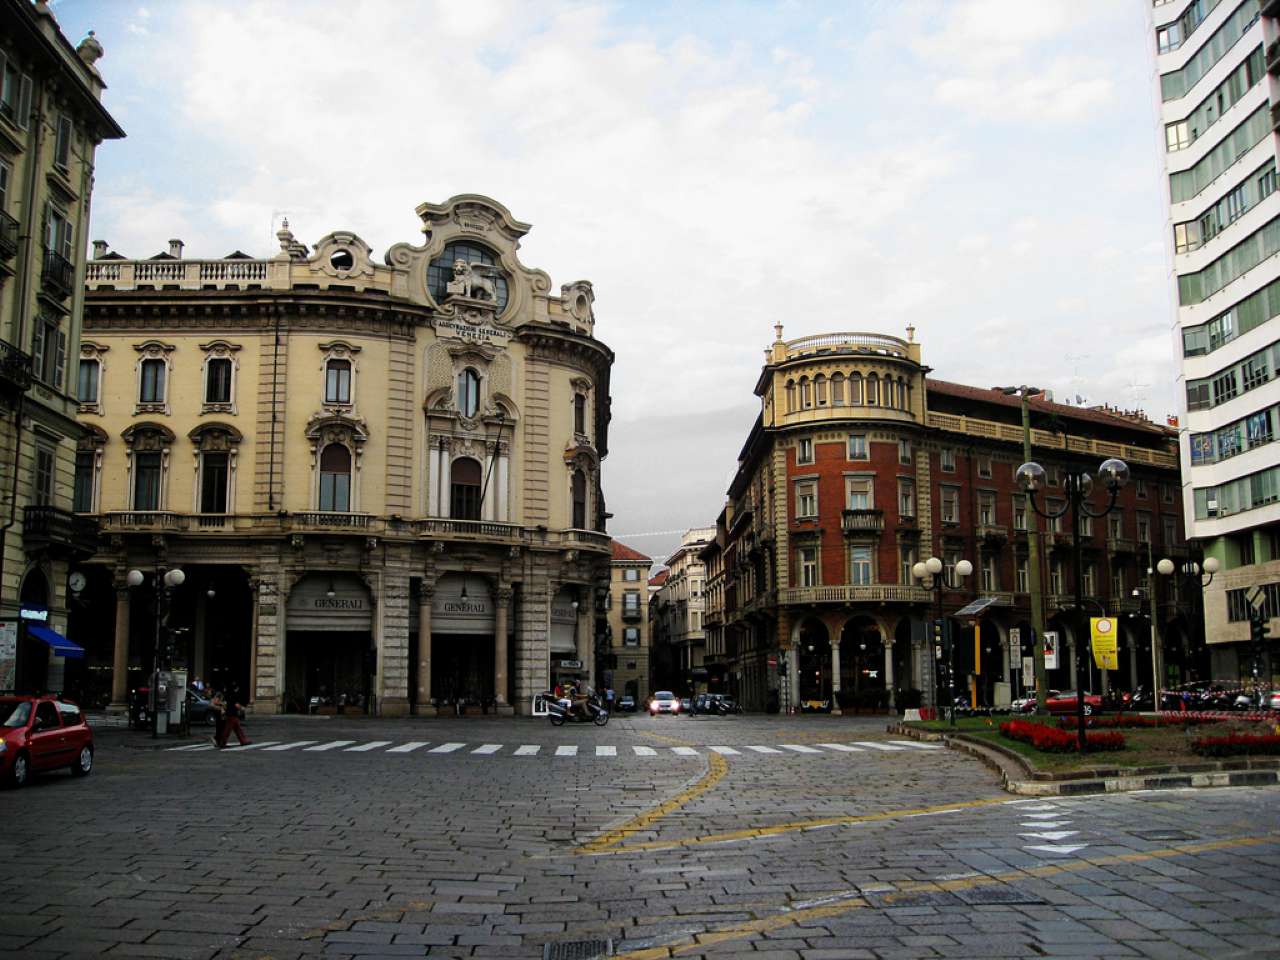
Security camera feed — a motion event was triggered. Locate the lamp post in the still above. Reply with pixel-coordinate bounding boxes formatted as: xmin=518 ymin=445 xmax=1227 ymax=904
xmin=126 ymin=565 xmax=185 ymax=738
xmin=1156 ymin=552 xmax=1218 ymax=687
xmin=1017 ymin=457 xmax=1128 ymax=751
xmin=913 ymin=555 xmax=972 ymax=726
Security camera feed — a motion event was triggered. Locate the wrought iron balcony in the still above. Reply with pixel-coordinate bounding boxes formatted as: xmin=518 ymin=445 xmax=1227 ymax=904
xmin=42 ymin=250 xmax=74 ymax=299
xmin=976 ymin=522 xmax=1008 ymax=543
xmin=622 ymin=605 xmax=644 ymax=622
xmin=23 ymin=505 xmax=98 ymax=556
xmin=1106 ymin=536 xmax=1135 ymax=554
xmin=0 ymin=210 xmax=18 ymax=261
xmin=0 ymin=338 xmax=33 ymax=397
xmin=841 ymin=509 xmax=884 ymax=533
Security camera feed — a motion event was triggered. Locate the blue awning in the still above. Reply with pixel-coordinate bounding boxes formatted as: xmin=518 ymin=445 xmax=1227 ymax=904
xmin=27 ymin=625 xmax=84 ymax=659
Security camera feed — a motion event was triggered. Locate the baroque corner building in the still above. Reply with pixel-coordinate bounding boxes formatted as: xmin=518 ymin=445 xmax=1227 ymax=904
xmin=0 ymin=2 xmax=123 ymax=695
xmin=712 ymin=326 xmax=1188 ymax=714
xmin=77 ymin=194 xmax=613 ymax=716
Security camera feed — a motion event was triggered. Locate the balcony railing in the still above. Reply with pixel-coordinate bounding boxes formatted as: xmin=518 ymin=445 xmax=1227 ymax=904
xmin=102 ymin=511 xmax=188 ymax=531
xmin=410 ymin=517 xmax=523 ymax=540
xmin=780 ymin=584 xmax=934 ymax=606
xmin=0 ymin=338 xmax=33 ymax=395
xmin=841 ymin=509 xmax=884 ymax=533
xmin=42 ymin=250 xmax=74 ymax=299
xmin=976 ymin=522 xmax=1008 ymax=542
xmin=23 ymin=505 xmax=97 ymax=555
xmin=0 ymin=210 xmax=18 ymax=260
xmin=290 ymin=511 xmax=374 ymax=529
xmin=925 ymin=411 xmax=1178 ymax=469
xmin=1106 ymin=536 xmax=1136 ymax=554
xmin=622 ymin=605 xmax=644 ymax=621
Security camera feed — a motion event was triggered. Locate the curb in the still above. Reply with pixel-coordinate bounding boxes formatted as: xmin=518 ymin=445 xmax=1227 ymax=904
xmin=888 ymin=722 xmax=1280 ymax=796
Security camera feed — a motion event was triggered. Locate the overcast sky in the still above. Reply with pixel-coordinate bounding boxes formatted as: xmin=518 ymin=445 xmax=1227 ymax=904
xmin=55 ymin=0 xmax=1170 ymax=568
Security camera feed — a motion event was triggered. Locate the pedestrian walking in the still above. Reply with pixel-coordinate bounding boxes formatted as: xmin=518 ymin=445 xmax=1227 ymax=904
xmin=216 ymin=694 xmax=251 ymax=748
xmin=208 ymin=691 xmax=226 ymax=746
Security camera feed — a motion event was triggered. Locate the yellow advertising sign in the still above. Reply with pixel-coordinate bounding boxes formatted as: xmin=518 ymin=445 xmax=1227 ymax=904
xmin=1091 ymin=617 xmax=1118 ymax=671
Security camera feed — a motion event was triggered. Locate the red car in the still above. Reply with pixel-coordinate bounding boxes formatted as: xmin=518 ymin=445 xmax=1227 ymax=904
xmin=0 ymin=695 xmax=94 ymax=788
xmin=1044 ymin=690 xmax=1103 ymax=716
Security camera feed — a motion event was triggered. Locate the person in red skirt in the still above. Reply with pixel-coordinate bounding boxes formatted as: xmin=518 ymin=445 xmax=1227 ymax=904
xmin=216 ymin=691 xmax=252 ymax=748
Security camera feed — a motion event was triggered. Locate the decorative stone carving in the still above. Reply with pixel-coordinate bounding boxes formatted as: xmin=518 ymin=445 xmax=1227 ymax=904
xmin=446 ymin=259 xmax=498 ymax=302
xmin=561 ymin=280 xmax=595 ymax=325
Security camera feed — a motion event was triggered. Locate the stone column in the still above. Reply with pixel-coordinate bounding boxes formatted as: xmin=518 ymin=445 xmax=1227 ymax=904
xmin=494 ymin=586 xmax=512 ymax=714
xmin=108 ymin=586 xmax=131 ymax=712
xmin=830 ymin=637 xmax=842 ymax=716
xmin=884 ymin=637 xmax=896 ymax=711
xmin=416 ymin=585 xmax=434 ymax=716
xmin=1128 ymin=634 xmax=1138 ymax=693
xmin=576 ymin=598 xmax=593 ymax=690
xmin=247 ymin=578 xmax=260 ymax=708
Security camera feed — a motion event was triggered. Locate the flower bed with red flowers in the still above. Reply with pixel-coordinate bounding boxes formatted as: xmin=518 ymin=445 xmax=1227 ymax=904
xmin=1053 ymin=714 xmax=1235 ymax=730
xmin=1001 ymin=719 xmax=1125 ymax=753
xmin=1190 ymin=733 xmax=1280 ymax=758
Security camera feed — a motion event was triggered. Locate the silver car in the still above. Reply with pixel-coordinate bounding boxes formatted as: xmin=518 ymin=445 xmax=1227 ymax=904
xmin=648 ymin=690 xmax=681 ymax=716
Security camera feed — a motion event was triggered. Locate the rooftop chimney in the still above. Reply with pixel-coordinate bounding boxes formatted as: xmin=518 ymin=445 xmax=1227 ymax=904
xmin=168 ymin=239 xmax=184 ymax=259
xmin=91 ymin=240 xmax=108 ymax=259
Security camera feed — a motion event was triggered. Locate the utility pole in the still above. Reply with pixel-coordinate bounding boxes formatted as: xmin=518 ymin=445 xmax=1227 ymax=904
xmin=1146 ymin=541 xmax=1161 ymax=709
xmin=1005 ymin=386 xmax=1049 ymax=713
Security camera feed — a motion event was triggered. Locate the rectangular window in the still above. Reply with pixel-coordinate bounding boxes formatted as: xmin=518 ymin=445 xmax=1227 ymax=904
xmin=139 ymin=358 xmax=165 ymax=403
xmin=940 ymin=448 xmax=955 ymax=472
xmin=796 ymin=437 xmax=813 ymax=464
xmin=44 ymin=203 xmax=72 ymax=260
xmin=815 ymin=378 xmax=827 ymax=405
xmin=1013 ymin=494 xmax=1027 ymax=531
xmin=1225 ymin=183 xmax=1247 ymax=224
xmin=133 ymin=452 xmax=162 ymax=511
xmin=798 ymin=547 xmax=818 ymax=587
xmin=1080 ymin=513 xmax=1093 ymax=536
xmin=30 ymin=315 xmax=65 ymax=389
xmin=1111 ymin=569 xmax=1123 ymax=600
xmin=898 ymin=439 xmax=911 ymax=465
xmin=1242 ymin=355 xmax=1270 ymax=392
xmin=76 ymin=358 xmax=98 ymax=405
xmin=1161 ymin=483 xmax=1174 ymax=503
xmin=0 ymin=158 xmax=9 ymax=212
xmin=978 ymin=491 xmax=996 ymax=526
xmin=0 ymin=55 xmax=32 ymax=129
xmin=623 ymin=627 xmax=640 ymax=646
xmin=849 ymin=546 xmax=873 ymax=586
xmin=1045 ymin=465 xmax=1060 ymax=487
xmin=846 ymin=477 xmax=872 ymax=511
xmin=325 ymin=360 xmax=351 ymax=404
xmin=940 ymin=486 xmax=959 ymax=524
xmin=1239 ymin=533 xmax=1256 ymax=566
xmin=1137 ymin=512 xmax=1152 ymax=543
xmin=1082 ymin=563 xmax=1095 ymax=596
xmin=73 ymin=450 xmax=93 ymax=513
xmin=53 ymin=114 xmax=71 ymax=170
xmin=205 ymin=358 xmax=233 ymax=404
xmin=981 ymin=555 xmax=997 ymax=592
xmin=898 ymin=478 xmax=915 ymax=517
xmin=899 ymin=544 xmax=916 ymax=585
xmin=977 ymin=456 xmax=992 ymax=479
xmin=1016 ymin=557 xmax=1029 ymax=594
xmin=1136 ymin=478 xmax=1147 ymax=499
xmin=795 ymin=480 xmax=817 ymax=519
xmin=200 ymin=452 xmax=229 ymax=513
xmin=33 ymin=442 xmax=54 ymax=506
xmin=1261 ymin=167 xmax=1277 ymax=200
xmin=1226 ymin=588 xmax=1251 ymax=622
xmin=1108 ymin=513 xmax=1123 ymax=539
xmin=1047 ymin=499 xmax=1065 ymax=534
xmin=847 ymin=434 xmax=867 ymax=460
xmin=1049 ymin=559 xmax=1063 ymax=595
xmin=623 ymin=590 xmax=642 ymax=617
xmin=1163 ymin=516 xmax=1178 ymax=547
xmin=1165 ymin=120 xmax=1190 ymax=152
xmin=320 ymin=470 xmax=351 ymax=513
xmin=1187 ymin=380 xmax=1211 ymax=411
xmin=623 ymin=568 xmax=640 ymax=582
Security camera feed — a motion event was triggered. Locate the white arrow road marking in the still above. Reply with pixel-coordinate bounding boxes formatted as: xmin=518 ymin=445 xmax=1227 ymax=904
xmin=1019 ymin=831 xmax=1079 ymax=841
xmin=1024 ymin=844 xmax=1088 ymax=855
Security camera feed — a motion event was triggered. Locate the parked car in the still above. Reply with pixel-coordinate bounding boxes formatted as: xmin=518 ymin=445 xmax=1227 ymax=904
xmin=0 ymin=695 xmax=94 ymax=788
xmin=617 ymin=695 xmax=637 ymax=713
xmin=649 ymin=691 xmax=681 ymax=716
xmin=1044 ymin=690 xmax=1103 ymax=716
xmin=1266 ymin=690 xmax=1280 ymax=711
xmin=187 ymin=690 xmax=219 ymax=725
xmin=690 ymin=693 xmax=723 ymax=715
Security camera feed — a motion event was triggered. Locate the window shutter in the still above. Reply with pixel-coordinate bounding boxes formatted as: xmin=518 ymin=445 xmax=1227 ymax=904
xmin=60 ymin=214 xmax=72 ymax=260
xmin=42 ymin=201 xmax=51 ymax=249
xmin=16 ymin=75 xmax=31 ymax=130
xmin=30 ymin=322 xmax=44 ymax=382
xmin=53 ymin=327 xmax=66 ymax=390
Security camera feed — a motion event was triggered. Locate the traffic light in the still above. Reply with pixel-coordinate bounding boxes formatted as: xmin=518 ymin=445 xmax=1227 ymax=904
xmin=1251 ymin=614 xmax=1271 ymax=646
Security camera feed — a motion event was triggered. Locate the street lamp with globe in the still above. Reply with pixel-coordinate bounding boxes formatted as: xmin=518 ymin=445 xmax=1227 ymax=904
xmin=127 ymin=566 xmax=185 ymax=737
xmin=1016 ymin=457 xmax=1128 ymax=751
xmin=913 ymin=555 xmax=972 ymax=726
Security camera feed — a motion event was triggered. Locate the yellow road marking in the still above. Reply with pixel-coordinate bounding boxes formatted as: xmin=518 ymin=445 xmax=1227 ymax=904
xmin=582 ymin=794 xmax=1010 ymax=856
xmin=577 ymin=751 xmax=729 ymax=854
xmin=610 ymin=833 xmax=1279 ymax=959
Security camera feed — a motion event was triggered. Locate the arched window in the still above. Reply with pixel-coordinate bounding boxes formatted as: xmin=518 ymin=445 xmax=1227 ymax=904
xmin=883 ymin=377 xmax=895 ymax=409
xmin=831 ymin=373 xmax=844 ymax=405
xmin=450 ymin=457 xmax=482 ymax=520
xmin=572 ymin=469 xmax=587 ymax=529
xmin=815 ymin=375 xmax=827 ymax=406
xmin=866 ymin=374 xmax=879 ymax=406
xmin=456 ymin=367 xmax=481 ymax=417
xmin=785 ymin=380 xmax=796 ymax=412
xmin=898 ymin=376 xmax=907 ymax=410
xmin=319 ymin=443 xmax=352 ymax=512
xmin=427 ymin=241 xmax=510 ymax=312
xmin=325 ymin=359 xmax=351 ymax=404
xmin=849 ymin=374 xmax=862 ymax=405
xmin=800 ymin=377 xmax=812 ymax=408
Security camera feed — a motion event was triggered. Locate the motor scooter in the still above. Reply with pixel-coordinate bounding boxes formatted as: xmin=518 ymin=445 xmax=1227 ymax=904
xmin=542 ymin=692 xmax=609 ymax=726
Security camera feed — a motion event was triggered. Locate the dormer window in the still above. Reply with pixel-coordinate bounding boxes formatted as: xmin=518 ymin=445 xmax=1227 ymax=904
xmin=457 ymin=367 xmax=481 ymax=417
xmin=326 ymin=358 xmax=351 ymax=404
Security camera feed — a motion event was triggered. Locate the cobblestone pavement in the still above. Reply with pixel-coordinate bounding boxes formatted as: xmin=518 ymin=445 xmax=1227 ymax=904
xmin=1 ymin=714 xmax=1277 ymax=959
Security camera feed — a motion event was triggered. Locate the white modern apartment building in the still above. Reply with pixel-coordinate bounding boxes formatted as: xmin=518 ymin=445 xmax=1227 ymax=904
xmin=1151 ymin=0 xmax=1280 ymax=684
xmin=651 ymin=527 xmax=714 ymax=690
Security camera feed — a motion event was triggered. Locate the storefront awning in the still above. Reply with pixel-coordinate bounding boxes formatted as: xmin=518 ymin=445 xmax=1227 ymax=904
xmin=27 ymin=625 xmax=84 ymax=659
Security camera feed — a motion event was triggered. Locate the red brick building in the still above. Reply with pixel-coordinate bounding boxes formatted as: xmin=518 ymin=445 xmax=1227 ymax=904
xmin=709 ymin=329 xmax=1189 ymax=713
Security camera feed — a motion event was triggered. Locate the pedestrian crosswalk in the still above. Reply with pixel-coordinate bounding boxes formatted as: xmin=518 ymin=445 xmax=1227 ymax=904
xmin=167 ymin=738 xmax=945 ymax=759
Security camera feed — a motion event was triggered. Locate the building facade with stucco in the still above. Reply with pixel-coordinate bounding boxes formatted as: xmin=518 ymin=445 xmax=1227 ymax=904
xmin=73 ymin=194 xmax=612 ymax=716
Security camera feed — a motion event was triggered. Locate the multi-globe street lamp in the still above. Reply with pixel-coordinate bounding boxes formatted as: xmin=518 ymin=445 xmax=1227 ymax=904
xmin=1156 ymin=553 xmax=1218 ymax=689
xmin=126 ymin=565 xmax=185 ymax=738
xmin=912 ymin=555 xmax=972 ymax=726
xmin=1016 ymin=457 xmax=1129 ymax=751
